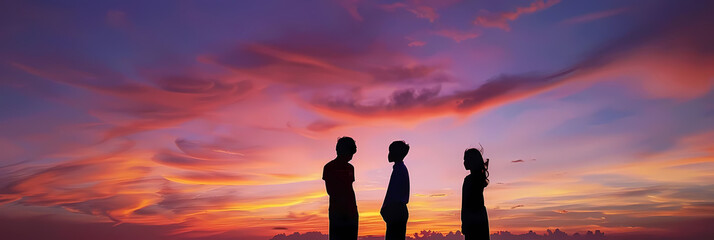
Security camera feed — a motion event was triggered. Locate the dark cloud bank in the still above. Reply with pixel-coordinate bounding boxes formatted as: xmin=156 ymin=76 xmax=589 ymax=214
xmin=271 ymin=229 xmax=605 ymax=240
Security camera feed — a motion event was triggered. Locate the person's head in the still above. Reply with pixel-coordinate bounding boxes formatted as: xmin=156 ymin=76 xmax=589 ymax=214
xmin=464 ymin=148 xmax=489 ymax=186
xmin=388 ymin=140 xmax=410 ymax=163
xmin=463 ymin=148 xmax=483 ymax=170
xmin=335 ymin=136 xmax=357 ymax=160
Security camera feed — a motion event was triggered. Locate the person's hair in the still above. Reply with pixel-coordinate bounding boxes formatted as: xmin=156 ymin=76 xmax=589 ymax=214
xmin=336 ymin=136 xmax=356 ymax=156
xmin=464 ymin=148 xmax=489 ymax=187
xmin=389 ymin=140 xmax=410 ymax=160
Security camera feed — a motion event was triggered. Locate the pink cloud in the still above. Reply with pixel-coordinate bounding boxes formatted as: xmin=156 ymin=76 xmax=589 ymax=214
xmin=380 ymin=1 xmax=439 ymax=22
xmin=305 ymin=120 xmax=341 ymax=132
xmin=474 ymin=0 xmax=561 ymax=31
xmin=309 ymin=4 xmax=714 ymax=121
xmin=408 ymin=40 xmax=427 ymax=47
xmin=338 ymin=0 xmax=363 ymax=21
xmin=433 ymin=29 xmax=480 ymax=42
xmin=407 ymin=5 xmax=439 ymax=22
xmin=202 ymin=43 xmax=450 ymax=87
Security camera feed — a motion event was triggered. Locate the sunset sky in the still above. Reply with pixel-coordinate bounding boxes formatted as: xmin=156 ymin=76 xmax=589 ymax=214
xmin=1 ymin=0 xmax=713 ymax=239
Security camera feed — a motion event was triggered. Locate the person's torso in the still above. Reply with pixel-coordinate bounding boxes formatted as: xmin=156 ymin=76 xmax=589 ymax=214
xmin=323 ymin=160 xmax=357 ymax=212
xmin=462 ymin=174 xmax=485 ymax=209
xmin=383 ymin=162 xmax=409 ymax=208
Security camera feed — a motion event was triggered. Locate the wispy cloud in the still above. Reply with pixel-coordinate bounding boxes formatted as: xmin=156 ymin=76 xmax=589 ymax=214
xmin=433 ymin=29 xmax=480 ymax=42
xmin=561 ymin=8 xmax=628 ymax=25
xmin=380 ymin=1 xmax=440 ymax=22
xmin=474 ymin=0 xmax=561 ymax=31
xmin=309 ymin=2 xmax=714 ymax=121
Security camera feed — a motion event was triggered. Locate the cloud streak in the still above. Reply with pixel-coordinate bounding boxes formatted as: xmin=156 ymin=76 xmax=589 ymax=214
xmin=561 ymin=8 xmax=628 ymax=25
xmin=309 ymin=1 xmax=714 ymax=121
xmin=474 ymin=0 xmax=561 ymax=31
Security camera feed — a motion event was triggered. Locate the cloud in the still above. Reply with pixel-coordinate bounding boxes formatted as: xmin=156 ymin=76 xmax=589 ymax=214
xmin=255 ymin=119 xmax=345 ymax=139
xmin=200 ymin=44 xmax=370 ymax=86
xmin=271 ymin=232 xmax=328 ymax=240
xmin=162 ymin=171 xmax=316 ymax=186
xmin=0 ymin=148 xmax=172 ymax=225
xmin=310 ymin=70 xmax=574 ymax=121
xmin=561 ymin=8 xmax=628 ymax=25
xmin=152 ymin=152 xmax=244 ymax=171
xmin=474 ymin=0 xmax=561 ymax=31
xmin=433 ymin=29 xmax=480 ymax=42
xmin=175 ymin=138 xmax=250 ymax=159
xmin=338 ymin=0 xmax=363 ymax=21
xmin=512 ymin=159 xmax=535 ymax=163
xmin=309 ymin=1 xmax=714 ymax=121
xmin=408 ymin=40 xmax=427 ymax=47
xmin=202 ymin=43 xmax=448 ymax=87
xmin=269 ymin=229 xmax=617 ymax=240
xmin=0 ymin=215 xmax=267 ymax=240
xmin=306 ymin=120 xmax=341 ymax=132
xmin=368 ymin=65 xmax=448 ymax=83
xmin=11 ymin=61 xmax=254 ymax=140
xmin=380 ymin=2 xmax=439 ymax=22
xmin=407 ymin=5 xmax=439 ymax=22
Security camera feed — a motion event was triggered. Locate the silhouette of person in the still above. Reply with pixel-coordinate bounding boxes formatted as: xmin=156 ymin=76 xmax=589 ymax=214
xmin=461 ymin=148 xmax=490 ymax=240
xmin=323 ymin=136 xmax=359 ymax=240
xmin=380 ymin=141 xmax=410 ymax=240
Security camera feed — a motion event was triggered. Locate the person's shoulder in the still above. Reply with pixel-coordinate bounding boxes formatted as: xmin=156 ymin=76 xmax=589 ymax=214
xmin=324 ymin=160 xmax=339 ymax=172
xmin=325 ymin=159 xmax=338 ymax=168
xmin=323 ymin=160 xmax=336 ymax=180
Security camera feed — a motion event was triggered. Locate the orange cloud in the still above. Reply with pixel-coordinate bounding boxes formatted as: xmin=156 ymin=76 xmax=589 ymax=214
xmin=162 ymin=171 xmax=318 ymax=186
xmin=309 ymin=69 xmax=576 ymax=122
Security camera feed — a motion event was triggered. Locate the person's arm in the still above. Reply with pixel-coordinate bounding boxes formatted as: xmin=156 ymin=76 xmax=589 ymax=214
xmin=323 ymin=166 xmax=333 ymax=196
xmin=462 ymin=176 xmax=474 ymax=225
xmin=399 ymin=164 xmax=409 ymax=205
xmin=383 ymin=169 xmax=395 ymax=204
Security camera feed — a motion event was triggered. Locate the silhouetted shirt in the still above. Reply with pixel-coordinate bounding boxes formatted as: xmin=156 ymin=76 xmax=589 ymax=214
xmin=461 ymin=174 xmax=486 ymax=224
xmin=382 ymin=161 xmax=409 ymax=208
xmin=323 ymin=159 xmax=357 ymax=215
